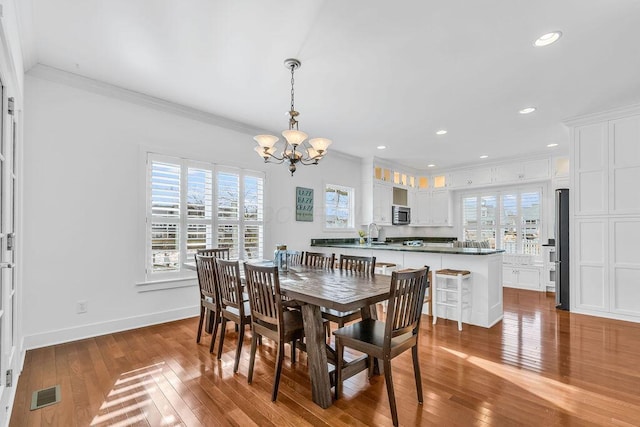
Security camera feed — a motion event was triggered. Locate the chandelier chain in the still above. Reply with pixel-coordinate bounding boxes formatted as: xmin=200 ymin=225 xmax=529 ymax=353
xmin=290 ymin=66 xmax=295 ymax=114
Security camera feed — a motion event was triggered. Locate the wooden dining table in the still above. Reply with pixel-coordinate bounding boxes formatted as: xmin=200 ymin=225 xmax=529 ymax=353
xmin=274 ymin=265 xmax=391 ymax=408
xmin=186 ymin=260 xmax=392 ymax=408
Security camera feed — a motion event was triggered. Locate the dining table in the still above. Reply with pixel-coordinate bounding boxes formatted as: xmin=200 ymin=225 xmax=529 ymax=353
xmin=186 ymin=260 xmax=393 ymax=408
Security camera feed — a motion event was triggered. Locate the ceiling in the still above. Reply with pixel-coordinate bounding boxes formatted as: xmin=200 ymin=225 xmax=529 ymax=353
xmin=17 ymin=0 xmax=640 ymax=170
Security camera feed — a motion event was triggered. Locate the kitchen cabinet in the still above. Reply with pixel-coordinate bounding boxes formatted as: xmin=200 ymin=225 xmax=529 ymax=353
xmin=448 ymin=167 xmax=493 ymax=188
xmin=408 ymin=190 xmax=430 ymax=225
xmin=408 ymin=189 xmax=452 ymax=226
xmin=372 ymin=182 xmax=393 ymax=224
xmin=430 ymin=189 xmax=451 ymax=226
xmin=574 ymin=116 xmax=640 ymax=216
xmin=494 ymin=158 xmax=550 ymax=184
xmin=609 ymin=116 xmax=640 ymax=215
xmin=570 ymin=111 xmax=640 ymax=322
xmin=502 ymin=265 xmax=541 ymax=291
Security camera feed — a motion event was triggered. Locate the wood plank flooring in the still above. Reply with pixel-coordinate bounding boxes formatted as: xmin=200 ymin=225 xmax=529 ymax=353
xmin=9 ymin=288 xmax=640 ymax=426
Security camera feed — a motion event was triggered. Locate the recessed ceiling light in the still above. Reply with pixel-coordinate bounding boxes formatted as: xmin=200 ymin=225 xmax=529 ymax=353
xmin=436 ymin=130 xmax=447 ymax=135
xmin=547 ymin=143 xmax=558 ymax=147
xmin=427 ymin=164 xmax=436 ymax=168
xmin=534 ymin=31 xmax=562 ymax=47
xmin=480 ymin=155 xmax=489 ymax=159
xmin=519 ymin=107 xmax=537 ymax=114
xmin=377 ymin=145 xmax=387 ymax=150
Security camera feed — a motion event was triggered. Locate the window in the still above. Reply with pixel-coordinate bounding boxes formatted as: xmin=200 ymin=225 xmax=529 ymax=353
xmin=461 ymin=187 xmax=542 ymax=256
xmin=325 ymin=183 xmax=354 ymax=229
xmin=147 ymin=153 xmax=264 ymax=278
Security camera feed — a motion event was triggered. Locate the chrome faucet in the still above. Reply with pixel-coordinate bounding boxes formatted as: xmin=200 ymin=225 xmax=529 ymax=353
xmin=367 ymin=222 xmax=379 ymax=246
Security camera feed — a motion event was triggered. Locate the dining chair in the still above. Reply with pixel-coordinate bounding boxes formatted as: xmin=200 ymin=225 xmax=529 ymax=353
xmin=243 ymin=263 xmax=305 ymax=401
xmin=287 ymin=250 xmax=305 ymax=266
xmin=320 ymin=255 xmax=378 ymax=335
xmin=339 ymin=254 xmax=377 ymax=275
xmin=334 ymin=267 xmax=430 ymax=427
xmin=194 ymin=254 xmax=221 ymax=353
xmin=197 ymin=247 xmax=230 ymax=259
xmin=215 ymin=258 xmax=252 ymax=373
xmin=304 ymin=251 xmax=335 ymax=269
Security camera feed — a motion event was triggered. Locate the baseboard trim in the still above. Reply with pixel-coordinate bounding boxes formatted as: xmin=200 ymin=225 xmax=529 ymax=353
xmin=23 ymin=305 xmax=199 ymax=350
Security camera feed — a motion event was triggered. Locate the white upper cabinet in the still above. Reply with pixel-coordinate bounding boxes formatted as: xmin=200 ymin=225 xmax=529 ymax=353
xmin=610 ymin=116 xmax=640 ymax=215
xmin=574 ymin=116 xmax=640 ymax=216
xmin=408 ymin=189 xmax=430 ymax=226
xmin=575 ymin=122 xmax=609 ymax=215
xmin=430 ymin=189 xmax=451 ymax=226
xmin=448 ymin=167 xmax=493 ymax=188
xmin=372 ymin=182 xmax=393 ymax=225
xmin=408 ymin=189 xmax=452 ymax=226
xmin=494 ymin=158 xmax=550 ymax=184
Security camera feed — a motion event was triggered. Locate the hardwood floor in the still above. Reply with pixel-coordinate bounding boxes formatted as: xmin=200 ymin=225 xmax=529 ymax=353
xmin=10 ymin=288 xmax=640 ymax=426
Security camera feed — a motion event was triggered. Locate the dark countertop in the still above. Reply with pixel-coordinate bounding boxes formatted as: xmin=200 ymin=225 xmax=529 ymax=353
xmin=310 ymin=242 xmax=505 ymax=256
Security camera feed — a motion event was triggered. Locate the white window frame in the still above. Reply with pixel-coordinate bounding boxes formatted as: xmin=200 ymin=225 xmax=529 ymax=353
xmin=324 ymin=183 xmax=355 ymax=231
xmin=460 ymin=185 xmax=544 ymax=258
xmin=145 ymin=152 xmax=264 ymax=281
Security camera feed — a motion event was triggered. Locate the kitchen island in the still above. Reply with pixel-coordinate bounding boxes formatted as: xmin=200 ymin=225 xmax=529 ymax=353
xmin=310 ymin=239 xmax=505 ymax=328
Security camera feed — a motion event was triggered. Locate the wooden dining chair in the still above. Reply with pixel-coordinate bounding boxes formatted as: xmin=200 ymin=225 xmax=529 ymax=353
xmin=287 ymin=250 xmax=305 ymax=266
xmin=194 ymin=254 xmax=221 ymax=353
xmin=334 ymin=267 xmax=430 ymax=427
xmin=215 ymin=258 xmax=252 ymax=373
xmin=320 ymin=255 xmax=378 ymax=335
xmin=243 ymin=263 xmax=305 ymax=401
xmin=304 ymin=251 xmax=335 ymax=268
xmin=339 ymin=254 xmax=377 ymax=275
xmin=197 ymin=247 xmax=230 ymax=259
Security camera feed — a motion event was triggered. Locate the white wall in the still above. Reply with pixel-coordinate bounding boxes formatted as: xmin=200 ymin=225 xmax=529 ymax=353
xmin=22 ymin=71 xmax=362 ymax=348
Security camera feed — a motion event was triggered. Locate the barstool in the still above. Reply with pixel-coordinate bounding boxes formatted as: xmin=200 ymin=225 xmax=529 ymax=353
xmin=432 ymin=269 xmax=471 ymax=331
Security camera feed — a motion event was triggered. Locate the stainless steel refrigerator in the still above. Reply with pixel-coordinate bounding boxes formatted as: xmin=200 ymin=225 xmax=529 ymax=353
xmin=555 ymin=188 xmax=570 ymax=310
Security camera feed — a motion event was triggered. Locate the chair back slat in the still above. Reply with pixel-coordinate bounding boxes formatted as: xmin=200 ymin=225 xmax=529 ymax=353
xmin=287 ymin=250 xmax=304 ymax=266
xmin=243 ymin=263 xmax=284 ymax=332
xmin=386 ymin=267 xmax=429 ymax=341
xmin=339 ymin=255 xmax=376 ymax=275
xmin=195 ymin=254 xmax=219 ymax=305
xmin=198 ymin=248 xmax=230 ymax=259
xmin=305 ymin=251 xmax=335 ymax=269
xmin=216 ymin=259 xmax=243 ymax=312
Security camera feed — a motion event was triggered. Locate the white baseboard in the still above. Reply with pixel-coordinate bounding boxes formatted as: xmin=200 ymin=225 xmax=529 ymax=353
xmin=23 ymin=305 xmax=199 ymax=350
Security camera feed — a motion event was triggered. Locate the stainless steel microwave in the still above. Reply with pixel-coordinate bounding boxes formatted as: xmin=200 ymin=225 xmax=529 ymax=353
xmin=392 ymin=205 xmax=411 ymax=225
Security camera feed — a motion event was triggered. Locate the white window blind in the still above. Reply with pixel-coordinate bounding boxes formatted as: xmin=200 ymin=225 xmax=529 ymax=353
xmin=461 ymin=187 xmax=542 ymax=256
xmin=325 ymin=184 xmax=354 ymax=229
xmin=146 ymin=154 xmax=264 ymax=278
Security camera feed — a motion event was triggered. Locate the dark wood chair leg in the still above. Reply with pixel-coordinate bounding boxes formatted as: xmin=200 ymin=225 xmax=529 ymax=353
xmin=412 ymin=345 xmax=423 ymax=403
xmin=383 ymin=359 xmax=398 ymax=427
xmin=248 ymin=333 xmax=258 ymax=384
xmin=196 ymin=306 xmax=205 ymax=343
xmin=335 ymin=338 xmax=343 ymax=400
xmin=209 ymin=314 xmax=219 ymax=353
xmin=291 ymin=340 xmax=296 ymax=364
xmin=216 ymin=318 xmax=227 ymax=358
xmin=272 ymin=341 xmax=285 ymax=401
xmin=234 ymin=323 xmax=245 ymax=373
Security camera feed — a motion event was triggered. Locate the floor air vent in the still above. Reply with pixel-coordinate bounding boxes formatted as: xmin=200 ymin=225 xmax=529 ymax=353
xmin=30 ymin=385 xmax=61 ymax=410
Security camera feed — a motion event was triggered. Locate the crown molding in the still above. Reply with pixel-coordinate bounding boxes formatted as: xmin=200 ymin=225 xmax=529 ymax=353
xmin=564 ymin=102 xmax=640 ymax=127
xmin=27 ymin=64 xmax=272 ymax=136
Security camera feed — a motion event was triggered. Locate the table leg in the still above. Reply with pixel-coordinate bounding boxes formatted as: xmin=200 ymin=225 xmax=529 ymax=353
xmin=301 ymin=304 xmax=332 ymax=408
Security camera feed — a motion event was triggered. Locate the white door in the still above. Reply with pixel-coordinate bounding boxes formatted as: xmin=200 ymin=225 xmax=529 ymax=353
xmin=0 ymin=78 xmax=18 ymax=415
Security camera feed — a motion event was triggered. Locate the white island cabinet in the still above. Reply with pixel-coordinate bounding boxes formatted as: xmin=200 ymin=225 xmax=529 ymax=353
xmin=310 ymin=242 xmax=504 ymax=328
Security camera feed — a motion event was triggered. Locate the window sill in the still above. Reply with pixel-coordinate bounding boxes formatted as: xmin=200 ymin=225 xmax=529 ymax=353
xmin=135 ymin=276 xmax=197 ymax=293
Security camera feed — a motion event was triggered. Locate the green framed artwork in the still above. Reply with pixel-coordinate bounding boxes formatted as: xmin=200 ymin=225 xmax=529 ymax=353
xmin=296 ymin=187 xmax=314 ymax=222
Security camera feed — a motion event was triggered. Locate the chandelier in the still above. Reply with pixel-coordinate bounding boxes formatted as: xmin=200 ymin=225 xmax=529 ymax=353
xmin=253 ymin=58 xmax=332 ymax=176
